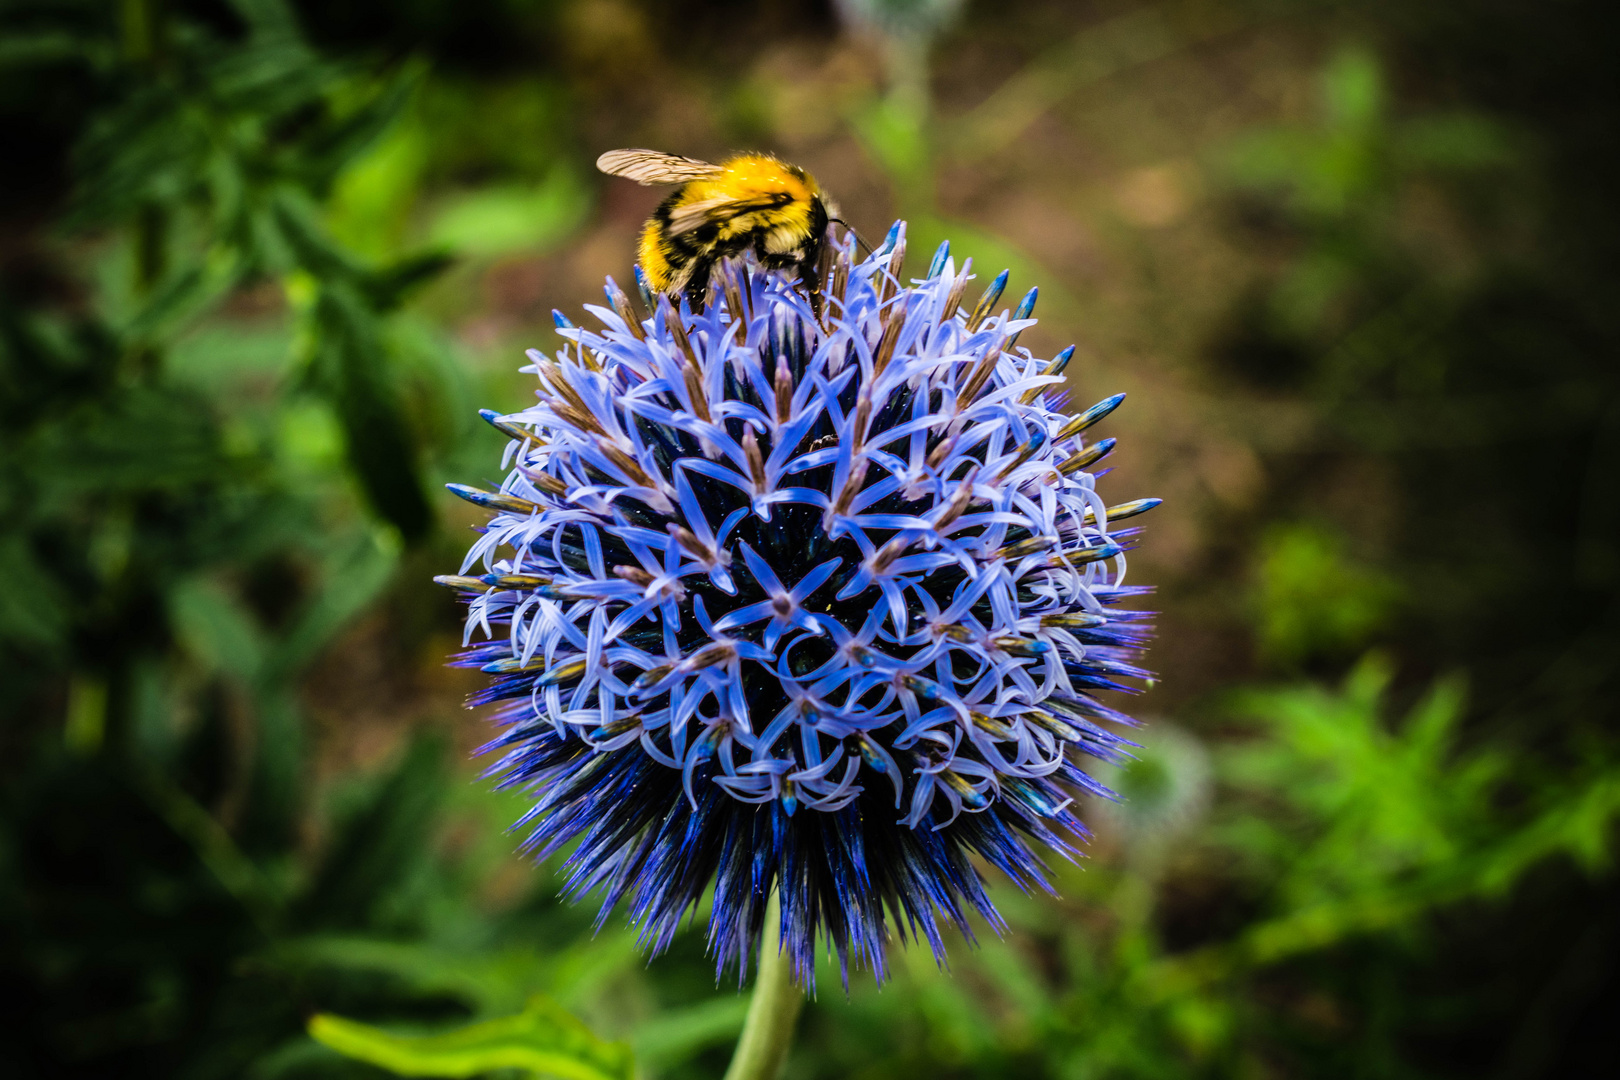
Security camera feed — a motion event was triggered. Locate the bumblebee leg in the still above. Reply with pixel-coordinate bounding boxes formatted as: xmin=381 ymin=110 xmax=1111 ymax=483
xmin=682 ymin=261 xmax=711 ymax=310
xmin=799 ymin=258 xmax=823 ymax=321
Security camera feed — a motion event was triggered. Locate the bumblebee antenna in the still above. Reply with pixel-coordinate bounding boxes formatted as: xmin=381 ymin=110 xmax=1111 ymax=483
xmin=830 ymin=217 xmax=874 ymax=257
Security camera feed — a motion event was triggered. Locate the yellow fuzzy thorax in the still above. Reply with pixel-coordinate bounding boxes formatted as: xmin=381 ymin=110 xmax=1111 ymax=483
xmin=689 ymin=153 xmax=820 ymax=214
xmin=637 ymin=153 xmax=823 ymax=294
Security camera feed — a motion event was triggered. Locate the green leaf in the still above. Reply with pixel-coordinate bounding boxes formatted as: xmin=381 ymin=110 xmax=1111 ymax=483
xmin=426 ymin=168 xmax=590 ymax=257
xmin=300 ymin=68 xmax=424 ymax=195
xmin=295 ymin=732 xmax=448 ymax=930
xmin=849 ymin=93 xmax=931 ymax=197
xmin=123 ymin=253 xmax=243 ymax=344
xmin=308 ymin=995 xmax=634 ymax=1080
xmin=170 ymin=576 xmax=267 ymax=683
xmin=1320 ymin=46 xmax=1384 ymax=129
xmin=275 ymin=930 xmax=641 ymax=1019
xmin=0 ymin=531 xmax=70 ymax=651
xmin=308 ymin=280 xmax=434 ymax=541
xmin=629 ymin=996 xmax=749 ymax=1069
xmin=27 ymin=385 xmax=228 ymax=496
xmin=1251 ymin=521 xmax=1398 ymax=667
xmin=228 ymin=0 xmax=303 ymax=41
xmin=364 ymin=250 xmax=455 ymax=312
xmin=329 ymin=116 xmax=430 ymax=258
xmin=0 ymin=31 xmax=91 ymax=68
xmin=270 ymin=525 xmax=400 ymax=676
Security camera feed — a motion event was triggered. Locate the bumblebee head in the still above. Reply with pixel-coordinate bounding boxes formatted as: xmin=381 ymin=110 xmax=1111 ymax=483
xmin=716 ymin=153 xmax=822 ymax=208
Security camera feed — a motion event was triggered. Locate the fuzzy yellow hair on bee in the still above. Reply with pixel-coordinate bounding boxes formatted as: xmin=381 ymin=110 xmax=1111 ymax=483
xmin=596 ymin=148 xmax=834 ymax=304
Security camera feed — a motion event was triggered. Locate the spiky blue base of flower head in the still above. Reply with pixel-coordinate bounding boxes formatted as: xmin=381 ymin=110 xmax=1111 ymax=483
xmin=440 ymin=223 xmax=1157 ymax=987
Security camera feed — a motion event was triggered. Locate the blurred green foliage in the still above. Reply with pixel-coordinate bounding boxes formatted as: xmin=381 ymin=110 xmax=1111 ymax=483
xmin=1251 ymin=522 xmax=1398 ymax=668
xmin=309 ymin=997 xmax=633 ymax=1080
xmin=1223 ymin=47 xmax=1508 ymax=334
xmin=770 ymin=657 xmax=1620 ymax=1080
xmin=4 ymin=1 xmax=1619 ymax=1078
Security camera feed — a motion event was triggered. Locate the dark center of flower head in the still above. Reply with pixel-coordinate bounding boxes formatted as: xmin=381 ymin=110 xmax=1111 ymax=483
xmin=442 ymin=223 xmax=1158 ymax=986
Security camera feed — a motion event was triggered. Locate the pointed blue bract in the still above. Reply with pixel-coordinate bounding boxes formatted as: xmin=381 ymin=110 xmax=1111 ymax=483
xmin=445 ymin=223 xmax=1156 ymax=988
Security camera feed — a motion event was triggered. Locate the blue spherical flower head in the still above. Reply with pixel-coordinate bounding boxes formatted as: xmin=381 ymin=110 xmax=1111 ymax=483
xmin=440 ymin=223 xmax=1157 ymax=987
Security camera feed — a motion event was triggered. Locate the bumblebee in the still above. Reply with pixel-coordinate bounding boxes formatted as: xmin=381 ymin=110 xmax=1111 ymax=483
xmin=596 ymin=148 xmax=832 ymax=304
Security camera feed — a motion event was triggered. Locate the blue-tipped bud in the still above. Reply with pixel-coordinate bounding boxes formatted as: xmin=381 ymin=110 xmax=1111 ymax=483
xmin=1058 ymin=436 xmax=1118 ymax=476
xmin=1103 ymin=497 xmax=1163 ymax=522
xmin=1005 ymin=286 xmax=1040 ymax=349
xmin=432 ymin=574 xmax=486 ymax=593
xmin=446 ymin=483 xmax=537 ymax=515
xmin=1057 ymin=392 xmax=1127 ymax=441
xmin=478 ymin=408 xmax=533 ymax=443
xmin=480 ymin=573 xmax=550 ymax=589
xmin=878 ymin=219 xmax=903 ymax=255
xmin=633 ymin=264 xmax=655 ymax=310
xmin=1065 ymin=541 xmax=1126 ymax=565
xmin=1013 ymin=286 xmax=1039 ymax=322
xmin=1048 ymin=344 xmax=1077 ymax=380
xmin=967 ymin=268 xmax=1010 ymax=330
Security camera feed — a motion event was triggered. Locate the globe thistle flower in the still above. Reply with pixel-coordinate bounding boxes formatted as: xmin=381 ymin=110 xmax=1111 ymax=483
xmin=439 ymin=223 xmax=1157 ymax=986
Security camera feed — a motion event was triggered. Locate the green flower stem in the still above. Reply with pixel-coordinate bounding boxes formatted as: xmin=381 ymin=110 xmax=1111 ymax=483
xmin=722 ymin=892 xmax=804 ymax=1080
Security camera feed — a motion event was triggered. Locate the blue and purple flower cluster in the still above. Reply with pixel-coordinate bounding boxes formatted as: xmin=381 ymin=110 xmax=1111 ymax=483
xmin=439 ymin=224 xmax=1156 ymax=985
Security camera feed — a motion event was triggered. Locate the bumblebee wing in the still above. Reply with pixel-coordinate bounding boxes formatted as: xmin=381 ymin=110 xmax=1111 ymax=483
xmin=666 ymin=194 xmax=784 ymax=237
xmin=596 ymin=149 xmax=723 ymax=186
